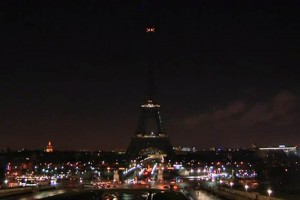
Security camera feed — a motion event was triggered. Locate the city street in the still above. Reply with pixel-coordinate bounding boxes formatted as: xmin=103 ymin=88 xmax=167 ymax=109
xmin=0 ymin=185 xmax=223 ymax=200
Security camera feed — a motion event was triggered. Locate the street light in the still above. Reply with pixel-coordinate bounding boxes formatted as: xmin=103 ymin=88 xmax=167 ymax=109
xmin=229 ymin=182 xmax=233 ymax=189
xmin=267 ymin=189 xmax=272 ymax=197
xmin=245 ymin=184 xmax=249 ymax=192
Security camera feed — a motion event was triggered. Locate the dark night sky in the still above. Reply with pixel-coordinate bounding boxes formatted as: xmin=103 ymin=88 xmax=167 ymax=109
xmin=0 ymin=0 xmax=299 ymax=150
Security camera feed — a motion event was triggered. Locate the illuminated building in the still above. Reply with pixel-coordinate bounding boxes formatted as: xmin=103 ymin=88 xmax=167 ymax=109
xmin=259 ymin=145 xmax=297 ymax=155
xmin=45 ymin=141 xmax=54 ymax=152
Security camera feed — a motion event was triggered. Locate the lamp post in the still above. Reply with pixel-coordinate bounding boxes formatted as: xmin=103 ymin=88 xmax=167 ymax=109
xmin=245 ymin=184 xmax=249 ymax=192
xmin=229 ymin=182 xmax=233 ymax=189
xmin=267 ymin=189 xmax=272 ymax=197
xmin=4 ymin=179 xmax=8 ymax=188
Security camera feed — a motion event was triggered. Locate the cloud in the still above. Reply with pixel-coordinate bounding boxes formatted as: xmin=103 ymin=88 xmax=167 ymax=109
xmin=240 ymin=91 xmax=296 ymax=126
xmin=182 ymin=91 xmax=299 ymax=147
xmin=184 ymin=101 xmax=246 ymax=127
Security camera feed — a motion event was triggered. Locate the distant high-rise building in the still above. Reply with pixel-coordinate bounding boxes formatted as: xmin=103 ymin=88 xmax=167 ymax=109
xmin=45 ymin=141 xmax=54 ymax=152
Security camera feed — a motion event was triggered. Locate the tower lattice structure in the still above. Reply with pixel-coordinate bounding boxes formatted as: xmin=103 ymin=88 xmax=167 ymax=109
xmin=126 ymin=20 xmax=174 ymax=160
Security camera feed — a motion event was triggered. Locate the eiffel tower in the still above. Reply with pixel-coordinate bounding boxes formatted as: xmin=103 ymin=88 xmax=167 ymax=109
xmin=126 ymin=16 xmax=174 ymax=160
xmin=126 ymin=96 xmax=174 ymax=159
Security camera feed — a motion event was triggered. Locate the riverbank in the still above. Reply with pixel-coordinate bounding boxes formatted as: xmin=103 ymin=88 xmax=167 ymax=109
xmin=199 ymin=181 xmax=284 ymax=200
xmin=0 ymin=185 xmax=56 ymax=199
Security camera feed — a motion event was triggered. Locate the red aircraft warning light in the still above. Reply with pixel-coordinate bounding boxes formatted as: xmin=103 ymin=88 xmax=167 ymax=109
xmin=146 ymin=27 xmax=155 ymax=32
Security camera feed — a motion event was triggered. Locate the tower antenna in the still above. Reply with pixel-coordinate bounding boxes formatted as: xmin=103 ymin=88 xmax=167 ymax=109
xmin=145 ymin=1 xmax=156 ymax=101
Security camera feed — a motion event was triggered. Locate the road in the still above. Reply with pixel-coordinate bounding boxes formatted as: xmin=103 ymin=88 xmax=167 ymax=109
xmin=189 ymin=190 xmax=222 ymax=200
xmin=1 ymin=183 xmax=222 ymax=200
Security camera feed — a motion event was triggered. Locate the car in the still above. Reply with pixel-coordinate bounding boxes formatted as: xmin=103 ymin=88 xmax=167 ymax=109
xmin=170 ymin=184 xmax=179 ymax=191
xmin=163 ymin=185 xmax=170 ymax=189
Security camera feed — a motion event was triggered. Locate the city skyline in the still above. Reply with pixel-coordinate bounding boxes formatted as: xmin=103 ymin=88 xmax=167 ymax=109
xmin=1 ymin=1 xmax=299 ymax=150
